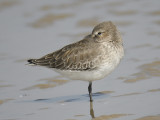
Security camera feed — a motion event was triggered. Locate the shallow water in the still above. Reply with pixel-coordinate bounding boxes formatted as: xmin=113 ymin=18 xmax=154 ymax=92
xmin=0 ymin=0 xmax=160 ymax=120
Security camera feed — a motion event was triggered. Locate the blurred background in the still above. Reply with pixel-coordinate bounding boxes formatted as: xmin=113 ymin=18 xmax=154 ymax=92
xmin=0 ymin=0 xmax=160 ymax=120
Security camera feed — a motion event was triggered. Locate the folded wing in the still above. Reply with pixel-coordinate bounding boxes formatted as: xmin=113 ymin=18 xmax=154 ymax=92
xmin=28 ymin=39 xmax=103 ymax=71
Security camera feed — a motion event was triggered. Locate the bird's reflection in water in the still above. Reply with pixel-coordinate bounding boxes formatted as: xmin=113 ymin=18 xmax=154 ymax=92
xmin=32 ymin=91 xmax=109 ymax=103
xmin=24 ymin=92 xmax=110 ymax=119
xmin=90 ymin=101 xmax=95 ymax=118
xmin=89 ymin=101 xmax=130 ymax=120
xmin=32 ymin=96 xmax=96 ymax=118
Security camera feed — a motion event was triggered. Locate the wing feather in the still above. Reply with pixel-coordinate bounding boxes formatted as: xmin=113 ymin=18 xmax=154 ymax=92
xmin=29 ymin=39 xmax=104 ymax=71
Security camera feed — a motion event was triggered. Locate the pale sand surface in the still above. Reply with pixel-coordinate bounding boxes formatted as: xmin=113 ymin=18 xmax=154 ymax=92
xmin=0 ymin=0 xmax=160 ymax=120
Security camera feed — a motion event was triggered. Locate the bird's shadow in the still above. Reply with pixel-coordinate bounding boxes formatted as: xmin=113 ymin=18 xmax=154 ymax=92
xmin=24 ymin=92 xmax=110 ymax=103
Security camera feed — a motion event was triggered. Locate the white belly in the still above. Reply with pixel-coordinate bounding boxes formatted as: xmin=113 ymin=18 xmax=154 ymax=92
xmin=54 ymin=45 xmax=124 ymax=81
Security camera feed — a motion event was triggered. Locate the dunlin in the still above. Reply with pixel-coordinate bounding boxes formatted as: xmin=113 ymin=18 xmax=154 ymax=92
xmin=28 ymin=21 xmax=124 ymax=101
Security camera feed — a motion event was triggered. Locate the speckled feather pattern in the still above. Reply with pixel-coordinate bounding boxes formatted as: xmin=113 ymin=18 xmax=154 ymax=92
xmin=28 ymin=21 xmax=124 ymax=81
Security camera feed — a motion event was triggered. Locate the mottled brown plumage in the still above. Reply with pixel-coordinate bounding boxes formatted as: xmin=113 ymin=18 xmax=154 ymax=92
xmin=29 ymin=39 xmax=102 ymax=70
xmin=28 ymin=21 xmax=124 ymax=101
xmin=28 ymin=21 xmax=123 ymax=71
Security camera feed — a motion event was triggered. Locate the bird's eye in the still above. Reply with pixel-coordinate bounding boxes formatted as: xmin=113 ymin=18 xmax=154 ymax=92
xmin=98 ymin=32 xmax=102 ymax=35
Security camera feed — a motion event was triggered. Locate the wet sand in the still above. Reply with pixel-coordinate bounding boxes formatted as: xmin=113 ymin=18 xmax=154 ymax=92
xmin=0 ymin=0 xmax=160 ymax=120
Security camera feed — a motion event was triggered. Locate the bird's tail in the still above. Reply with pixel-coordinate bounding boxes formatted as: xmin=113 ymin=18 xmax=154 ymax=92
xmin=27 ymin=59 xmax=37 ymax=65
xmin=27 ymin=58 xmax=51 ymax=67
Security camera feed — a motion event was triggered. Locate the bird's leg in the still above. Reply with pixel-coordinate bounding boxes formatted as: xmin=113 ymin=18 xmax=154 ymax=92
xmin=88 ymin=81 xmax=93 ymax=102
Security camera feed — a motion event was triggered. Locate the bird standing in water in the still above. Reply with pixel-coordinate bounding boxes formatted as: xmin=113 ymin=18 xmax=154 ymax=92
xmin=28 ymin=21 xmax=124 ymax=101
